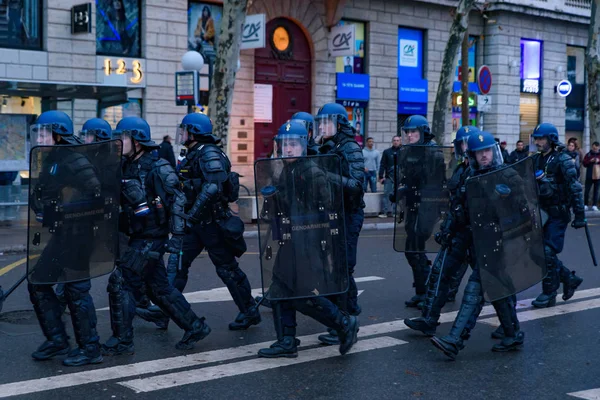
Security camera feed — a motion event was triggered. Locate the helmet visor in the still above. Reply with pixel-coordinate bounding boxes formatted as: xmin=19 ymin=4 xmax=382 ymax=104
xmin=176 ymin=124 xmax=191 ymax=146
xmin=79 ymin=130 xmax=102 ymax=144
xmin=30 ymin=124 xmax=56 ymax=147
xmin=530 ymin=134 xmax=550 ymax=154
xmin=314 ymin=115 xmax=338 ymax=144
xmin=274 ymin=134 xmax=307 ymax=159
xmin=468 ymin=143 xmax=504 ymax=171
xmin=454 ymin=137 xmax=469 ymax=161
xmin=401 ymin=127 xmax=422 ymax=145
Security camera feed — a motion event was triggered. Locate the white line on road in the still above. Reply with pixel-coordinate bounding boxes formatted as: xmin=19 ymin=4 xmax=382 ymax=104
xmin=118 ymin=336 xmax=406 ymax=393
xmin=2 ymin=286 xmax=600 ymax=398
xmin=96 ymin=276 xmax=385 ymax=311
xmin=568 ymin=388 xmax=600 ymax=399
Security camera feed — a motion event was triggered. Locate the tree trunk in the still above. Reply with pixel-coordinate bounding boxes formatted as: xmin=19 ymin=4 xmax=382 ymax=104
xmin=461 ymin=30 xmax=470 ymax=126
xmin=208 ymin=0 xmax=249 ymax=145
xmin=431 ymin=0 xmax=477 ymax=144
xmin=586 ymin=0 xmax=600 ymax=146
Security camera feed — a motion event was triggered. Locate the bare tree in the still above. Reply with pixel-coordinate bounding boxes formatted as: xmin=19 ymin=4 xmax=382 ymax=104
xmin=586 ymin=0 xmax=600 ymax=145
xmin=431 ymin=0 xmax=477 ymax=143
xmin=208 ymin=0 xmax=250 ymax=144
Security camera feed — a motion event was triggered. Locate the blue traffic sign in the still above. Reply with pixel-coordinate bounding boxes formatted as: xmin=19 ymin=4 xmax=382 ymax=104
xmin=556 ymin=80 xmax=572 ymax=97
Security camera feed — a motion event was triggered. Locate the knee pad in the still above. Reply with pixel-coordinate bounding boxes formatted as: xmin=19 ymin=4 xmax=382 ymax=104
xmin=107 ymin=269 xmax=124 ymax=293
xmin=544 ymin=245 xmax=558 ymax=270
xmin=216 ymin=263 xmax=244 ymax=283
xmin=64 ymin=281 xmax=91 ymax=303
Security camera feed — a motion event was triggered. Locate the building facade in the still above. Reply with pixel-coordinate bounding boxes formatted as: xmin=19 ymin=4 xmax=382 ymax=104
xmin=0 ymin=0 xmax=592 ymax=190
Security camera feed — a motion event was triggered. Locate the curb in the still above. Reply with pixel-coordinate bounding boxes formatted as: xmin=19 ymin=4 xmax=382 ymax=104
xmin=2 ymin=212 xmax=598 ymax=253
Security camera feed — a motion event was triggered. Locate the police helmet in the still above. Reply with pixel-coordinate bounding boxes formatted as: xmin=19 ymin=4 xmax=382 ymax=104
xmin=31 ymin=111 xmax=80 ymax=146
xmin=80 ymin=118 xmax=112 ymax=143
xmin=314 ymin=103 xmax=352 ymax=144
xmin=274 ymin=121 xmax=308 ymax=158
xmin=114 ymin=117 xmax=158 ymax=149
xmin=402 ymin=115 xmax=432 ymax=145
xmin=177 ymin=112 xmax=220 ymax=145
xmin=454 ymin=125 xmax=479 ymax=161
xmin=466 ymin=131 xmax=504 ymax=171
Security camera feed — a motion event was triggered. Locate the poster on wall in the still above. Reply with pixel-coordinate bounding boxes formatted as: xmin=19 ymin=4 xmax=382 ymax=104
xmin=254 ymin=84 xmax=273 ymax=123
xmin=188 ymin=2 xmax=223 ymax=63
xmin=346 ymin=107 xmax=364 ymax=147
xmin=100 ymin=99 xmax=143 ymax=130
xmin=96 ymin=0 xmax=141 ymax=57
xmin=335 ymin=21 xmax=365 ymax=74
xmin=0 ymin=115 xmax=32 ymax=172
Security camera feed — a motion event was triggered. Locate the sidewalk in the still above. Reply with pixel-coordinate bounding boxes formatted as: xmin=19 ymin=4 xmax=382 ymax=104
xmin=1 ymin=211 xmax=599 ymax=254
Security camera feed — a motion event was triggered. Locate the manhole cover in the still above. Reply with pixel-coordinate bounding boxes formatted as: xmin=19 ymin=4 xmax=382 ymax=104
xmin=0 ymin=309 xmax=37 ymax=325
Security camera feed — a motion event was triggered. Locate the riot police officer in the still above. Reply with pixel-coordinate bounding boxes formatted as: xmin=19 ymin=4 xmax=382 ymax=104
xmin=396 ymin=115 xmax=445 ymax=308
xmin=79 ymin=118 xmax=113 ymax=143
xmin=137 ymin=112 xmax=260 ymax=331
xmin=431 ymin=131 xmax=525 ymax=359
xmin=530 ymin=123 xmax=586 ymax=308
xmin=102 ymin=116 xmax=211 ymax=355
xmin=313 ymin=103 xmax=365 ymax=345
xmin=257 ymin=121 xmax=359 ymax=358
xmin=28 ymin=111 xmax=103 ymax=366
xmin=404 ymin=125 xmax=477 ymax=335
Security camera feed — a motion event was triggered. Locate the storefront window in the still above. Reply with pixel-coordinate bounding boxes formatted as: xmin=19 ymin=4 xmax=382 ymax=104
xmin=0 ymin=0 xmax=42 ymax=50
xmin=96 ymin=0 xmax=141 ymax=57
xmin=188 ymin=2 xmax=223 ymax=64
xmin=520 ymin=39 xmax=542 ymax=141
xmin=566 ymin=46 xmax=586 ymax=132
xmin=335 ymin=20 xmax=367 ymax=146
xmin=100 ymin=99 xmax=142 ymax=129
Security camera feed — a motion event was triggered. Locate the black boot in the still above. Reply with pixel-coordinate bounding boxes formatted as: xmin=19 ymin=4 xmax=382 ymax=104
xmin=255 ymin=295 xmax=273 ymax=309
xmin=318 ymin=328 xmax=340 ymax=345
xmin=102 ymin=269 xmax=135 ymax=356
xmin=62 ymin=289 xmax=103 ymax=366
xmin=347 ymin=274 xmax=361 ymax=316
xmin=29 ymin=285 xmax=71 ymax=361
xmin=491 ymin=295 xmax=519 ymax=339
xmin=405 ymin=255 xmax=430 ymax=308
xmin=404 ymin=317 xmax=439 ymax=336
xmin=430 ymin=280 xmax=483 ymax=360
xmin=258 ymin=321 xmax=299 ymax=358
xmin=218 ymin=264 xmax=262 ymax=330
xmin=337 ymin=313 xmax=359 ymax=356
xmin=136 ymin=305 xmax=170 ymax=329
xmin=562 ymin=271 xmax=583 ymax=301
xmin=532 ymin=272 xmax=558 ymax=308
xmin=153 ymin=288 xmax=211 ymax=350
xmin=491 ymin=297 xmax=524 ymax=352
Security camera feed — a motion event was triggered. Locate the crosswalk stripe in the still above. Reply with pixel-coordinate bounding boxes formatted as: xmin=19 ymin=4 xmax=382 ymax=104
xmin=567 ymin=388 xmax=600 ymax=399
xmin=96 ymin=276 xmax=384 ymax=311
xmin=2 ymin=286 xmax=600 ymax=398
xmin=118 ymin=337 xmax=407 ymax=393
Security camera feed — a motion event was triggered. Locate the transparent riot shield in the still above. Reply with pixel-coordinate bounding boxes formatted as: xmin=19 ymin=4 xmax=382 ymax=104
xmin=393 ymin=145 xmax=454 ymax=254
xmin=254 ymin=154 xmax=348 ymax=301
xmin=27 ymin=140 xmax=122 ymax=284
xmin=466 ymin=157 xmax=546 ymax=302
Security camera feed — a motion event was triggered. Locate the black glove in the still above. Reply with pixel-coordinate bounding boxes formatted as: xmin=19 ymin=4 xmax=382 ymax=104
xmin=166 ymin=234 xmax=185 ymax=254
xmin=571 ymin=212 xmax=586 ymax=229
xmin=434 ymin=230 xmax=452 ymax=246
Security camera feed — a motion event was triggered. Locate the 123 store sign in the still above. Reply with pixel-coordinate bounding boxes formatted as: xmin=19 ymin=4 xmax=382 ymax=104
xmin=97 ymin=57 xmax=145 ymax=86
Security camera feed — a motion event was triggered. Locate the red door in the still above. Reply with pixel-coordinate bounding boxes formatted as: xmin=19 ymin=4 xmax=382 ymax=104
xmin=254 ymin=18 xmax=312 ymax=160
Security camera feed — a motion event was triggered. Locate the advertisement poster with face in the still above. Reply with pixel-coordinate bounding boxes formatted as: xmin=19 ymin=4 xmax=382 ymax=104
xmin=346 ymin=107 xmax=365 ymax=147
xmin=188 ymin=3 xmax=223 ymax=63
xmin=335 ymin=21 xmax=365 ymax=74
xmin=96 ymin=0 xmax=141 ymax=57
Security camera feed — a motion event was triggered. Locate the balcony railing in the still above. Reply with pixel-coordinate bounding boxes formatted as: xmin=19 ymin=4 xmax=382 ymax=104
xmin=487 ymin=0 xmax=591 ymax=18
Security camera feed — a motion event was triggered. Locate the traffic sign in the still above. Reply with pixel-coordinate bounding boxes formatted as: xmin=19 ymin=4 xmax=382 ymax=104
xmin=556 ymin=80 xmax=572 ymax=97
xmin=477 ymin=95 xmax=492 ymax=112
xmin=478 ymin=66 xmax=492 ymax=95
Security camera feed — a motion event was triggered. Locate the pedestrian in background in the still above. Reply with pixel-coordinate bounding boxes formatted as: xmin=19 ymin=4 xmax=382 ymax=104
xmin=362 ymin=137 xmax=380 ymax=193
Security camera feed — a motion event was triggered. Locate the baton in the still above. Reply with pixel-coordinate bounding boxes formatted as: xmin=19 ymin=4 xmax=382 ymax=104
xmin=585 ymin=223 xmax=597 ymax=267
xmin=0 ymin=273 xmax=28 ymax=313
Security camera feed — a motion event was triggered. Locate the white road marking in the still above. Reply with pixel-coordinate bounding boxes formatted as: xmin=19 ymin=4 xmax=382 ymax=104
xmin=118 ymin=336 xmax=406 ymax=393
xmin=480 ymin=297 xmax=600 ymax=326
xmin=568 ymin=388 xmax=600 ymax=399
xmin=97 ymin=276 xmax=385 ymax=311
xmin=3 ymin=286 xmax=600 ymax=398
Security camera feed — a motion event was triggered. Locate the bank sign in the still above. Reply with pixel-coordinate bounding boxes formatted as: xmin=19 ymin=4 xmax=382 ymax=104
xmin=398 ymin=28 xmax=428 ymax=111
xmin=336 ymin=73 xmax=370 ymax=101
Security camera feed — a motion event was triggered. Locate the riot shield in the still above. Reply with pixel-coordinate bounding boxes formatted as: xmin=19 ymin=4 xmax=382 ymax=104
xmin=466 ymin=157 xmax=546 ymax=302
xmin=27 ymin=140 xmax=122 ymax=284
xmin=254 ymin=154 xmax=348 ymax=301
xmin=393 ymin=145 xmax=454 ymax=254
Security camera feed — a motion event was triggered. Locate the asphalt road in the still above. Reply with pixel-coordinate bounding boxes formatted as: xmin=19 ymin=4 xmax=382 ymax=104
xmin=0 ymin=225 xmax=599 ymax=400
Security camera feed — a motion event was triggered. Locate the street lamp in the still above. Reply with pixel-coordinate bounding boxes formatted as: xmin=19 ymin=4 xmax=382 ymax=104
xmin=181 ymin=51 xmax=205 ymax=72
